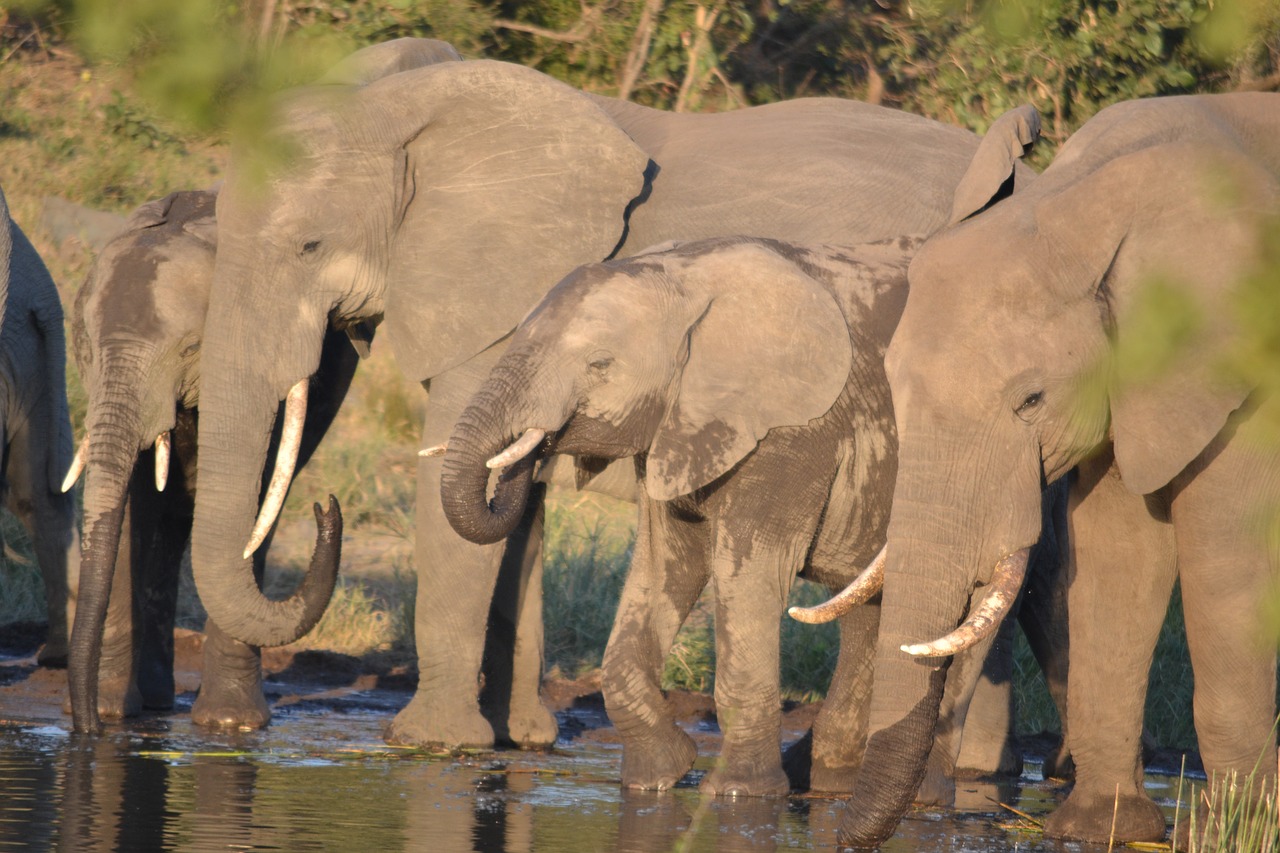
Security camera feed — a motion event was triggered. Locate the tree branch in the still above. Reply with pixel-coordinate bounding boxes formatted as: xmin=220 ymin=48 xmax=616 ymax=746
xmin=618 ymin=0 xmax=664 ymax=101
xmin=493 ymin=18 xmax=590 ymax=44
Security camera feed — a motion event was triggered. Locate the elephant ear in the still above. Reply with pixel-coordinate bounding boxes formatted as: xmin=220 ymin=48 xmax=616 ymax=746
xmin=644 ymin=243 xmax=854 ymax=501
xmin=948 ymin=104 xmax=1042 ymax=225
xmin=1037 ymin=141 xmax=1267 ymax=495
xmin=379 ymin=61 xmax=650 ymax=382
xmin=125 ymin=194 xmax=178 ymax=231
xmin=316 ymin=38 xmax=461 ymax=86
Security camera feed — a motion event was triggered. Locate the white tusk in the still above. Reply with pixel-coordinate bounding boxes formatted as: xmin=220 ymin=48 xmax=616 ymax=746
xmin=154 ymin=432 xmax=171 ymax=492
xmin=788 ymin=545 xmax=886 ymax=624
xmin=418 ymin=442 xmax=448 ymax=458
xmin=62 ymin=436 xmax=89 ymax=493
xmin=900 ymin=548 xmax=1030 ymax=658
xmin=243 ymin=378 xmax=308 ymax=559
xmin=486 ymin=428 xmax=546 ymax=470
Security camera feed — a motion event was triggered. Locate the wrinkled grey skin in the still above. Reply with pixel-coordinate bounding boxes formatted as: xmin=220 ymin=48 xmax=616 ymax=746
xmin=838 ymin=93 xmax=1280 ymax=848
xmin=68 ymin=189 xmax=357 ymax=734
xmin=0 ymin=185 xmax=81 ymax=669
xmin=441 ymin=235 xmax=1070 ymax=796
xmin=188 ymin=38 xmax=1041 ymax=751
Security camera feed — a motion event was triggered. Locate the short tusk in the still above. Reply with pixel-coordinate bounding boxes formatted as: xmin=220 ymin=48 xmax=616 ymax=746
xmin=154 ymin=432 xmax=171 ymax=492
xmin=419 ymin=442 xmax=447 ymax=458
xmin=788 ymin=545 xmax=886 ymax=624
xmin=243 ymin=378 xmax=308 ymax=559
xmin=900 ymin=548 xmax=1030 ymax=658
xmin=62 ymin=436 xmax=89 ymax=493
xmin=486 ymin=428 xmax=547 ymax=470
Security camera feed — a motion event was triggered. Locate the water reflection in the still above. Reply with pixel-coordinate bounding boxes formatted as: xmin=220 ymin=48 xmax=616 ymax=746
xmin=0 ymin=715 xmax=1185 ymax=852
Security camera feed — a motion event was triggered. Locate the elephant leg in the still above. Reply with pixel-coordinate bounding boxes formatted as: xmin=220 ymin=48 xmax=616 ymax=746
xmin=952 ymin=615 xmax=1021 ymax=779
xmin=1018 ymin=479 xmax=1074 ymax=779
xmin=193 ymin=503 xmax=269 ymax=729
xmin=387 ymin=346 xmax=549 ymax=748
xmin=1171 ymin=427 xmax=1279 ymax=802
xmin=700 ymin=541 xmax=802 ymax=797
xmin=803 ymin=600 xmax=879 ymax=793
xmin=1045 ymin=450 xmax=1175 ymax=844
xmin=126 ymin=453 xmax=190 ymax=711
xmin=605 ymin=498 xmax=706 ymax=790
xmin=6 ymin=417 xmax=80 ymax=669
xmin=914 ymin=616 xmax=1003 ymax=806
xmin=478 ymin=480 xmax=556 ymax=747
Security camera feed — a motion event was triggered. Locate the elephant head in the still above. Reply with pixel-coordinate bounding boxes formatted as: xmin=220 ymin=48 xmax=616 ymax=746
xmin=439 ymin=237 xmax=861 ymax=544
xmin=190 ymin=44 xmax=653 ymax=647
xmin=835 ymin=93 xmax=1280 ymax=847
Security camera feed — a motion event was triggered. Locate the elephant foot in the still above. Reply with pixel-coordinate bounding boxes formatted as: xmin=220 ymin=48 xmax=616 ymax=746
xmin=191 ymin=674 xmax=271 ymax=730
xmin=914 ymin=751 xmax=956 ymax=807
xmin=700 ymin=761 xmax=790 ymax=798
xmin=503 ymin=701 xmax=560 ymax=750
xmin=620 ymin=726 xmax=697 ymax=791
xmin=385 ymin=692 xmax=495 ymax=749
xmin=1044 ymin=785 xmax=1166 ymax=844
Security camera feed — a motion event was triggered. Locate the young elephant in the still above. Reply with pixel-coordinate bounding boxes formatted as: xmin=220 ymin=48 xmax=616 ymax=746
xmin=67 ymin=189 xmax=354 ymax=733
xmin=0 ymin=185 xmax=81 ymax=668
xmin=439 ymin=235 xmax=1060 ymax=795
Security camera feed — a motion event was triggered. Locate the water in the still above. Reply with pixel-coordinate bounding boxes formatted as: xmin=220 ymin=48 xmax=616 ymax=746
xmin=0 ymin=674 xmax=1193 ymax=851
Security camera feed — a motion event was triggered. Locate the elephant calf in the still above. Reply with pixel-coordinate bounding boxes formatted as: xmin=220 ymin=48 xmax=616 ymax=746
xmin=0 ymin=185 xmax=81 ymax=669
xmin=67 ymin=189 xmax=353 ymax=733
xmin=438 ymin=235 xmax=1060 ymax=795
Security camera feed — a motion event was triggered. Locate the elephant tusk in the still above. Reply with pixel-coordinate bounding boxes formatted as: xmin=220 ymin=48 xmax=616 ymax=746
xmin=243 ymin=377 xmax=308 ymax=559
xmin=788 ymin=545 xmax=886 ymax=624
xmin=486 ymin=428 xmax=546 ymax=470
xmin=900 ymin=547 xmax=1030 ymax=658
xmin=62 ymin=435 xmax=89 ymax=493
xmin=419 ymin=442 xmax=448 ymax=458
xmin=154 ymin=432 xmax=171 ymax=492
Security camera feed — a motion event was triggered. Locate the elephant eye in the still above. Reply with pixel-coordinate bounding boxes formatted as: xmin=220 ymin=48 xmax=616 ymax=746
xmin=300 ymin=240 xmax=321 ymax=256
xmin=587 ymin=351 xmax=614 ymax=373
xmin=1016 ymin=391 xmax=1044 ymax=415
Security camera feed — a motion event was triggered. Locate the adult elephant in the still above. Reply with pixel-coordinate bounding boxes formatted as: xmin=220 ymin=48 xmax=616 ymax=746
xmin=66 ymin=189 xmax=355 ymax=734
xmin=437 ymin=235 xmax=1070 ymax=795
xmin=831 ymin=92 xmax=1280 ymax=847
xmin=0 ymin=185 xmax=81 ymax=670
xmin=188 ymin=42 xmax=1043 ymax=750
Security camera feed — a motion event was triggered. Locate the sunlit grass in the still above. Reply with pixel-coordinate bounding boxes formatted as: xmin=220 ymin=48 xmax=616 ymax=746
xmin=1176 ymin=761 xmax=1280 ymax=852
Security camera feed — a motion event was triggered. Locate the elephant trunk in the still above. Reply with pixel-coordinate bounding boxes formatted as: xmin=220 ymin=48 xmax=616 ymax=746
xmin=68 ymin=373 xmax=143 ymax=733
xmin=440 ymin=366 xmax=545 ymax=546
xmin=838 ymin=521 xmax=970 ymax=848
xmin=189 ymin=290 xmax=339 ymax=648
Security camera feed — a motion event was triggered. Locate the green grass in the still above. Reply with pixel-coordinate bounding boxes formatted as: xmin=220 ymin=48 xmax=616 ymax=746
xmin=1176 ymin=762 xmax=1280 ymax=852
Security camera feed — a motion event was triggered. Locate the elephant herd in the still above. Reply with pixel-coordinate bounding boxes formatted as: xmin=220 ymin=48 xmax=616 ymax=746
xmin=3 ymin=36 xmax=1276 ymax=849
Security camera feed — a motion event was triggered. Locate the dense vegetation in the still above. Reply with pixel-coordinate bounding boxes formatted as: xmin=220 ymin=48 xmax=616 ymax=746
xmin=1 ymin=0 xmax=1276 ymax=757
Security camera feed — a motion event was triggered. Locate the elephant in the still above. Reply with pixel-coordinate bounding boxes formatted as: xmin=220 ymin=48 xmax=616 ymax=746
xmin=437 ymin=234 xmax=1070 ymax=796
xmin=829 ymin=92 xmax=1280 ymax=848
xmin=0 ymin=184 xmax=81 ymax=670
xmin=66 ymin=188 xmax=356 ymax=734
xmin=182 ymin=38 xmax=1045 ymax=752
xmin=64 ymin=37 xmax=462 ymax=736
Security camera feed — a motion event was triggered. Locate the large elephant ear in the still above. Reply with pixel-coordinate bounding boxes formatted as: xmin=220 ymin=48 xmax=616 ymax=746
xmin=644 ymin=242 xmax=854 ymax=501
xmin=316 ymin=37 xmax=461 ymax=86
xmin=379 ymin=61 xmax=650 ymax=382
xmin=1036 ymin=141 xmax=1266 ymax=495
xmin=948 ymin=104 xmax=1041 ymax=225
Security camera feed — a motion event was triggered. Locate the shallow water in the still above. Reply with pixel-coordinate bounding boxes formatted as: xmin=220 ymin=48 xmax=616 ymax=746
xmin=0 ymin=669 xmax=1196 ymax=852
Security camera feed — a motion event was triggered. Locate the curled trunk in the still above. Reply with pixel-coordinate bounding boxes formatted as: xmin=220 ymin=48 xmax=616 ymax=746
xmin=440 ymin=378 xmax=540 ymax=545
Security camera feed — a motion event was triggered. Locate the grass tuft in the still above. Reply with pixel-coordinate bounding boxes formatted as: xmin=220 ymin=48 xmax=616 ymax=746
xmin=1177 ymin=762 xmax=1280 ymax=852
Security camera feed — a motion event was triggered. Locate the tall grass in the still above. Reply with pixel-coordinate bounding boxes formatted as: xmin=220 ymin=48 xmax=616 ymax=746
xmin=0 ymin=514 xmax=44 ymax=626
xmin=1176 ymin=763 xmax=1280 ymax=852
